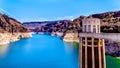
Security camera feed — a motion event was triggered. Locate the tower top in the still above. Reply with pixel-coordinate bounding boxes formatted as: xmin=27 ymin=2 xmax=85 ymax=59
xmin=82 ymin=18 xmax=100 ymax=33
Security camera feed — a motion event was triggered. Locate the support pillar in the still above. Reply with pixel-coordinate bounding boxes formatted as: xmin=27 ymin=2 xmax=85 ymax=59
xmin=98 ymin=39 xmax=102 ymax=68
xmin=92 ymin=37 xmax=95 ymax=68
xmin=79 ymin=37 xmax=106 ymax=68
xmin=80 ymin=37 xmax=82 ymax=68
xmin=85 ymin=37 xmax=88 ymax=68
xmin=102 ymin=39 xmax=106 ymax=68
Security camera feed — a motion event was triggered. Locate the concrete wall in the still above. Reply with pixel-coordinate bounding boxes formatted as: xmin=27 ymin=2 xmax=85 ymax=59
xmin=79 ymin=33 xmax=120 ymax=42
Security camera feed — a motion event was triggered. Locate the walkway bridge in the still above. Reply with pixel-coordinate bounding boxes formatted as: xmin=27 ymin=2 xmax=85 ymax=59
xmin=79 ymin=33 xmax=120 ymax=42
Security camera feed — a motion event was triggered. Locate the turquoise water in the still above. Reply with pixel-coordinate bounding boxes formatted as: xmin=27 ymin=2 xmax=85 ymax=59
xmin=0 ymin=34 xmax=120 ymax=68
xmin=106 ymin=55 xmax=120 ymax=68
xmin=0 ymin=34 xmax=79 ymax=68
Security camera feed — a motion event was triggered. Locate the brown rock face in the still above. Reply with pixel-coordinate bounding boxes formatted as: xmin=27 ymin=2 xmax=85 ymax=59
xmin=72 ymin=11 xmax=120 ymax=33
xmin=23 ymin=20 xmax=72 ymax=33
xmin=0 ymin=14 xmax=29 ymax=33
xmin=66 ymin=16 xmax=86 ymax=33
xmin=91 ymin=11 xmax=120 ymax=19
xmin=90 ymin=11 xmax=120 ymax=33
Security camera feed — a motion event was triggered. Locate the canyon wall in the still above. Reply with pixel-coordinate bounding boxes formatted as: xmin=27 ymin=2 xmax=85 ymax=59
xmin=0 ymin=14 xmax=32 ymax=44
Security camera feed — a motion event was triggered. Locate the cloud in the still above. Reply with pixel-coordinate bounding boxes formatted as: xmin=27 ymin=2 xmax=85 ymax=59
xmin=20 ymin=16 xmax=76 ymax=22
xmin=39 ymin=18 xmax=49 ymax=21
xmin=24 ymin=18 xmax=53 ymax=22
xmin=29 ymin=16 xmax=75 ymax=22
xmin=56 ymin=16 xmax=75 ymax=20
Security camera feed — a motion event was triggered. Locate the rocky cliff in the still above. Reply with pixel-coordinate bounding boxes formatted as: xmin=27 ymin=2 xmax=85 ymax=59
xmin=105 ymin=40 xmax=120 ymax=57
xmin=0 ymin=14 xmax=32 ymax=44
xmin=91 ymin=11 xmax=120 ymax=33
xmin=0 ymin=14 xmax=30 ymax=33
xmin=69 ymin=11 xmax=120 ymax=33
xmin=23 ymin=21 xmax=57 ymax=32
xmin=62 ymin=16 xmax=85 ymax=42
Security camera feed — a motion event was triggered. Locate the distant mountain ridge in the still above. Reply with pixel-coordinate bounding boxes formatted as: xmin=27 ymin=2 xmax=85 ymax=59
xmin=23 ymin=20 xmax=72 ymax=33
xmin=91 ymin=10 xmax=120 ymax=19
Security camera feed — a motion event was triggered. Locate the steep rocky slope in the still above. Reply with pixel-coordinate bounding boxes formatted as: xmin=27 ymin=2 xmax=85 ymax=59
xmin=23 ymin=21 xmax=56 ymax=32
xmin=91 ymin=11 xmax=120 ymax=33
xmin=62 ymin=16 xmax=85 ymax=42
xmin=69 ymin=11 xmax=120 ymax=33
xmin=0 ymin=14 xmax=29 ymax=33
xmin=0 ymin=14 xmax=32 ymax=44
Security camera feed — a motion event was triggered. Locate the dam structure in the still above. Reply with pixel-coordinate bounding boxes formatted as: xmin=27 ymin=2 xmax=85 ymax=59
xmin=79 ymin=18 xmax=106 ymax=68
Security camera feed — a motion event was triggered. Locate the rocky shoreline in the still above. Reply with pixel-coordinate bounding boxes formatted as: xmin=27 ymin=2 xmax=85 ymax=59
xmin=0 ymin=14 xmax=33 ymax=45
xmin=0 ymin=33 xmax=32 ymax=44
xmin=63 ymin=33 xmax=79 ymax=42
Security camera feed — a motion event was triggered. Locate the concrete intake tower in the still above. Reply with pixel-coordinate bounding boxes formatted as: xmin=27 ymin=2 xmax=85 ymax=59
xmin=79 ymin=18 xmax=106 ymax=68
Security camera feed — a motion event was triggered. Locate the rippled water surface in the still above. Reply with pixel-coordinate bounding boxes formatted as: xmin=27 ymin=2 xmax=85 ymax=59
xmin=0 ymin=34 xmax=79 ymax=68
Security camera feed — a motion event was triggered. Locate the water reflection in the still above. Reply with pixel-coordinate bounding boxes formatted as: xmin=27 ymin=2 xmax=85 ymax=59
xmin=0 ymin=44 xmax=9 ymax=58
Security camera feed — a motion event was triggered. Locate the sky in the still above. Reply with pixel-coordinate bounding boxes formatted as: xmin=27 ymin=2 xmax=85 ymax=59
xmin=0 ymin=0 xmax=120 ymax=22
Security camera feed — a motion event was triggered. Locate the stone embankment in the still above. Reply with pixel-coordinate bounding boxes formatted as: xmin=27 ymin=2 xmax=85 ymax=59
xmin=63 ymin=33 xmax=79 ymax=42
xmin=0 ymin=33 xmax=32 ymax=44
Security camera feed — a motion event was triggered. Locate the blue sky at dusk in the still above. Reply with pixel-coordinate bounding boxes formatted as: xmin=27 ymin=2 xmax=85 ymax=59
xmin=0 ymin=0 xmax=120 ymax=22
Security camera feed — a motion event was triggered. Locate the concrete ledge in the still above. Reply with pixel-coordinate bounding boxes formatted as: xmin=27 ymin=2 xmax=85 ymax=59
xmin=79 ymin=33 xmax=120 ymax=42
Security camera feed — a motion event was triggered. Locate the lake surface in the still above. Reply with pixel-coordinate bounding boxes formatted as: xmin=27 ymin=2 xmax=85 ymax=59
xmin=0 ymin=34 xmax=78 ymax=68
xmin=0 ymin=34 xmax=120 ymax=68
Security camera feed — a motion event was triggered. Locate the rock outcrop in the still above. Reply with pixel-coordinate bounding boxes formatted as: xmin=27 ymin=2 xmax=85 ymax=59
xmin=0 ymin=14 xmax=32 ymax=44
xmin=91 ymin=11 xmax=120 ymax=33
xmin=105 ymin=40 xmax=120 ymax=57
xmin=62 ymin=16 xmax=85 ymax=42
xmin=0 ymin=33 xmax=32 ymax=44
xmin=24 ymin=20 xmax=72 ymax=32
xmin=63 ymin=33 xmax=79 ymax=42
